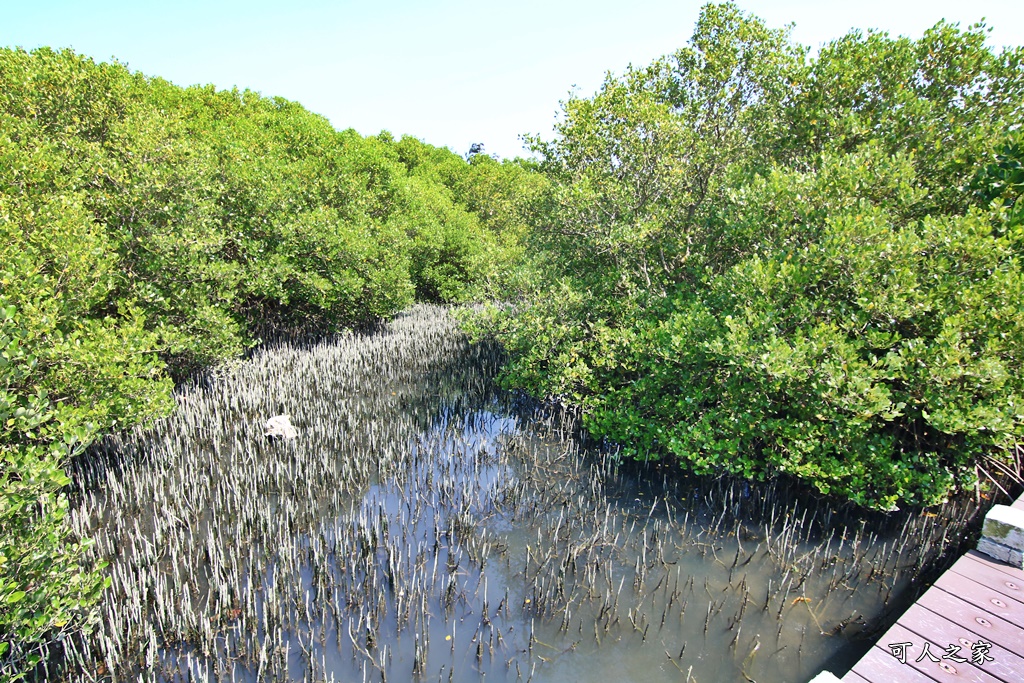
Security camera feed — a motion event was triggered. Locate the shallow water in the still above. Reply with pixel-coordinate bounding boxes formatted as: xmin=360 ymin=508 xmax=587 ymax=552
xmin=64 ymin=305 xmax=987 ymax=683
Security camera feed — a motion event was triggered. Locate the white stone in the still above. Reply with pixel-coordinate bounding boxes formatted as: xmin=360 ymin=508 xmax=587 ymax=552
xmin=977 ymin=505 xmax=1024 ymax=568
xmin=982 ymin=505 xmax=1024 ymax=551
xmin=807 ymin=672 xmax=842 ymax=683
xmin=977 ymin=537 xmax=1024 ymax=568
xmin=264 ymin=414 xmax=298 ymax=439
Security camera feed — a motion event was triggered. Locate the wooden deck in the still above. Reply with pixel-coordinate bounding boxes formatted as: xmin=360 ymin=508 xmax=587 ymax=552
xmin=836 ymin=495 xmax=1024 ymax=683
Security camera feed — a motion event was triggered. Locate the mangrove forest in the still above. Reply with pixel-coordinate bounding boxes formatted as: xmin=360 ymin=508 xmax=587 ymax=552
xmin=2 ymin=2 xmax=1023 ymax=681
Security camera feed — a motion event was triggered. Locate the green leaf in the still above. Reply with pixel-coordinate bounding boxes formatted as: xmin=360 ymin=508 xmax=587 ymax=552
xmin=4 ymin=590 xmax=26 ymax=604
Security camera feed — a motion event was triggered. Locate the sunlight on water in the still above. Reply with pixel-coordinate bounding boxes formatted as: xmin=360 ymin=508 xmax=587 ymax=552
xmin=64 ymin=306 xmax=987 ymax=683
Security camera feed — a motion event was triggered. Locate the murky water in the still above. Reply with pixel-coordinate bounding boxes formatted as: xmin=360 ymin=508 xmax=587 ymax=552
xmin=62 ymin=305 xmax=990 ymax=683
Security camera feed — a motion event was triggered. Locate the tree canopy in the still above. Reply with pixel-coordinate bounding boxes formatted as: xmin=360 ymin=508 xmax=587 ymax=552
xmin=5 ymin=3 xmax=1024 ymax=677
xmin=484 ymin=3 xmax=1024 ymax=511
xmin=0 ymin=46 xmax=537 ymax=677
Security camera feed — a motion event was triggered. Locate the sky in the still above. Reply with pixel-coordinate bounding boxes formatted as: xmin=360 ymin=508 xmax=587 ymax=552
xmin=3 ymin=1 xmax=1023 ymax=160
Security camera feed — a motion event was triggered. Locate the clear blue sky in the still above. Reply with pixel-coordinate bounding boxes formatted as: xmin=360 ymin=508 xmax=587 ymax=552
xmin=3 ymin=1 xmax=1023 ymax=159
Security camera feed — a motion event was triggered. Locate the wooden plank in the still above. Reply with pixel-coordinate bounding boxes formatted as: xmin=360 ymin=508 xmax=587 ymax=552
xmin=916 ymin=585 xmax=1024 ymax=654
xmin=934 ymin=571 xmax=1024 ymax=625
xmin=962 ymin=550 xmax=1024 ymax=584
xmin=849 ymin=638 xmax=944 ymax=682
xmin=954 ymin=552 xmax=1024 ymax=602
xmin=867 ymin=622 xmax=1001 ymax=682
xmin=830 ymin=501 xmax=1024 ymax=683
xmin=899 ymin=603 xmax=1023 ymax=683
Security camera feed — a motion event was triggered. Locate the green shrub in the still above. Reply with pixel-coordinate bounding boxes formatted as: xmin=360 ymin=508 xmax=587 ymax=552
xmin=0 ymin=306 xmax=110 ymax=679
xmin=486 ymin=3 xmax=1024 ymax=509
xmin=0 ymin=45 xmax=535 ymax=678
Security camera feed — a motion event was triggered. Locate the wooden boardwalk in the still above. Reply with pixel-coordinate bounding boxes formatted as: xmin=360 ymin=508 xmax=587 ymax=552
xmin=832 ymin=495 xmax=1024 ymax=683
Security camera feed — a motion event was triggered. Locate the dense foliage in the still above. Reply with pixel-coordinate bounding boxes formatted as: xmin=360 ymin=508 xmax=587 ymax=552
xmin=482 ymin=3 xmax=1024 ymax=511
xmin=4 ymin=4 xmax=1024 ymax=677
xmin=0 ymin=47 xmax=534 ymax=678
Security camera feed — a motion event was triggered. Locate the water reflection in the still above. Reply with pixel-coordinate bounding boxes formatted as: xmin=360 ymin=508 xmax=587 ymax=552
xmin=65 ymin=306 xmax=989 ymax=683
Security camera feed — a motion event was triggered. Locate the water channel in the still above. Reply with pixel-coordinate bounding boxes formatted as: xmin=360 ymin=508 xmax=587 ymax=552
xmin=65 ymin=305 xmax=990 ymax=682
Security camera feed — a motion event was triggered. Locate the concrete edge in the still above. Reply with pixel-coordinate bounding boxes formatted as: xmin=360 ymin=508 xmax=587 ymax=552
xmin=977 ymin=504 xmax=1024 ymax=568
